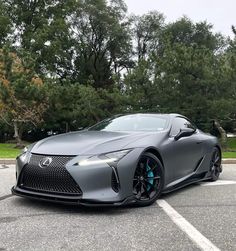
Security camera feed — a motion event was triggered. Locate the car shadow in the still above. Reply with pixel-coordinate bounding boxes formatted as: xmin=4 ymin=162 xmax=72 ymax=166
xmin=11 ymin=196 xmax=138 ymax=216
xmin=160 ymin=182 xmax=201 ymax=200
xmin=10 ymin=182 xmax=204 ymax=215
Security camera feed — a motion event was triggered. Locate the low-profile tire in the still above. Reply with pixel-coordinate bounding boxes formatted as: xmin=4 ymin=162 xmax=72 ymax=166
xmin=209 ymin=147 xmax=222 ymax=182
xmin=133 ymin=152 xmax=164 ymax=207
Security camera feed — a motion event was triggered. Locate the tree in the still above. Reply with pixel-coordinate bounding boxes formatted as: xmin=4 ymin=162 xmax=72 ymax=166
xmin=155 ymin=26 xmax=235 ymax=147
xmin=130 ymin=11 xmax=165 ymax=61
xmin=44 ymin=81 xmax=127 ymax=132
xmin=160 ymin=17 xmax=223 ymax=51
xmin=124 ymin=12 xmax=166 ymax=112
xmin=232 ymin=26 xmax=236 ymax=35
xmin=5 ymin=0 xmax=76 ymax=78
xmin=0 ymin=0 xmax=12 ymax=46
xmin=0 ymin=47 xmax=48 ymax=147
xmin=70 ymin=0 xmax=132 ymax=88
xmin=124 ymin=59 xmax=155 ymax=112
xmin=0 ymin=2 xmax=235 ymax=144
xmin=5 ymin=0 xmax=133 ymax=87
xmin=125 ymin=17 xmax=234 ymax=136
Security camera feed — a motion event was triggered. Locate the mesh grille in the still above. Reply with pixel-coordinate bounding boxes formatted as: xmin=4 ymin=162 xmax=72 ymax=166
xmin=19 ymin=154 xmax=82 ymax=196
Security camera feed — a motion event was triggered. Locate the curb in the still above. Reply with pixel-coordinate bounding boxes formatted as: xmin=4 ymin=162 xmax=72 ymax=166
xmin=222 ymin=159 xmax=236 ymax=164
xmin=0 ymin=159 xmax=16 ymax=165
xmin=1 ymin=158 xmax=236 ymax=165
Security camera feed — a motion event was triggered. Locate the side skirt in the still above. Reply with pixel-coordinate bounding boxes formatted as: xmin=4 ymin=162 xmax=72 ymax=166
xmin=162 ymin=174 xmax=211 ymax=194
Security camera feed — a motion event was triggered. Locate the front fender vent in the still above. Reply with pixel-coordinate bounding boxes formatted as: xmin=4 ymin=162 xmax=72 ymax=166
xmin=111 ymin=167 xmax=120 ymax=193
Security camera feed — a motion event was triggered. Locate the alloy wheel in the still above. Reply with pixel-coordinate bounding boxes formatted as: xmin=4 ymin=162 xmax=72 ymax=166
xmin=133 ymin=154 xmax=162 ymax=202
xmin=210 ymin=148 xmax=222 ymax=181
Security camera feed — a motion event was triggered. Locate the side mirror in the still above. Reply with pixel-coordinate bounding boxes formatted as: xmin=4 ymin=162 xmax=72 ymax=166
xmin=174 ymin=128 xmax=196 ymax=141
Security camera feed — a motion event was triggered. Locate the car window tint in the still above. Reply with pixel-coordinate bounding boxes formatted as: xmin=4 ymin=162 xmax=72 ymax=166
xmin=170 ymin=117 xmax=195 ymax=136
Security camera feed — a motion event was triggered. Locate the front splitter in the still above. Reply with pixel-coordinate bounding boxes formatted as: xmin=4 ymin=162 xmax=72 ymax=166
xmin=12 ymin=187 xmax=135 ymax=207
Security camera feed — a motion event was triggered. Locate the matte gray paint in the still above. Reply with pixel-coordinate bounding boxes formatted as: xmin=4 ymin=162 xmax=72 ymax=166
xmin=12 ymin=114 xmax=221 ymax=205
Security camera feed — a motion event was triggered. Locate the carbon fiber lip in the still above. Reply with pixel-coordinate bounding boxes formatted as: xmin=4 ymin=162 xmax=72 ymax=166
xmin=12 ymin=187 xmax=134 ymax=206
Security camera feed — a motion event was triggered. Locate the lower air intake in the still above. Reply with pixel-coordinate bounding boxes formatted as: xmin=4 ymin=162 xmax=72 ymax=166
xmin=111 ymin=168 xmax=119 ymax=193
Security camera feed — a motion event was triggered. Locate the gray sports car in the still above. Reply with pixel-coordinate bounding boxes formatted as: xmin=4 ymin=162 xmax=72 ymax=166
xmin=12 ymin=113 xmax=222 ymax=206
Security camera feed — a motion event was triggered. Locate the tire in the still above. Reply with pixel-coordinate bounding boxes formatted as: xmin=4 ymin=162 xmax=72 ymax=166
xmin=209 ymin=147 xmax=222 ymax=182
xmin=133 ymin=152 xmax=164 ymax=207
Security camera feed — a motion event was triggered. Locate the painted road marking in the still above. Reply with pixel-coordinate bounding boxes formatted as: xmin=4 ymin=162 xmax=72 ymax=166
xmin=157 ymin=200 xmax=221 ymax=251
xmin=200 ymin=180 xmax=236 ymax=186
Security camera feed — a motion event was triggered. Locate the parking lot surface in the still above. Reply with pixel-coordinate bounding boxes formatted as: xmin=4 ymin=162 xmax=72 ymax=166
xmin=0 ymin=164 xmax=235 ymax=251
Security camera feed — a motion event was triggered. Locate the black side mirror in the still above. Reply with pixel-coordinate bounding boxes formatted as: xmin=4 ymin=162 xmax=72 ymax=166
xmin=174 ymin=128 xmax=196 ymax=141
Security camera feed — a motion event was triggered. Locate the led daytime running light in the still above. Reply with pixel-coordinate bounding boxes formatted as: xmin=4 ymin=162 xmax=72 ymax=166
xmin=78 ymin=158 xmax=117 ymax=166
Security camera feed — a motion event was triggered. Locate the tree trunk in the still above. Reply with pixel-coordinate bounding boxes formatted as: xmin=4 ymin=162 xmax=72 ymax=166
xmin=214 ymin=120 xmax=227 ymax=150
xmin=65 ymin=122 xmax=69 ymax=133
xmin=13 ymin=120 xmax=23 ymax=148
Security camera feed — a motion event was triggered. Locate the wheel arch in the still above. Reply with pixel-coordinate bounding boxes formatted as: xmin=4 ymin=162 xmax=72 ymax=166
xmin=144 ymin=147 xmax=164 ymax=168
xmin=214 ymin=144 xmax=222 ymax=159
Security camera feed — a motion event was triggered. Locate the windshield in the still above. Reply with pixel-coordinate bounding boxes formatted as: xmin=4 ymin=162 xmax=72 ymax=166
xmin=88 ymin=114 xmax=168 ymax=132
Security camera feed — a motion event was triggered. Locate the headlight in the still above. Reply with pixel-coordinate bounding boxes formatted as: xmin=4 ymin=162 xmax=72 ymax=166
xmin=78 ymin=149 xmax=132 ymax=166
xmin=19 ymin=150 xmax=28 ymax=162
xmin=18 ymin=146 xmax=28 ymax=160
xmin=22 ymin=146 xmax=28 ymax=154
xmin=18 ymin=145 xmax=32 ymax=163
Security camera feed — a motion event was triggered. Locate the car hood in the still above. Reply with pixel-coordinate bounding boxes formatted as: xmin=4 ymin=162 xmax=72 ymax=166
xmin=31 ymin=131 xmax=153 ymax=156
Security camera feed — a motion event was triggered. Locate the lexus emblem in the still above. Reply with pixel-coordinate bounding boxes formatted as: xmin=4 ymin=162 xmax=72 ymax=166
xmin=39 ymin=157 xmax=52 ymax=168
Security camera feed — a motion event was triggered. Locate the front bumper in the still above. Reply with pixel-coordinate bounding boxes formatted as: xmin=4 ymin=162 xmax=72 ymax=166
xmin=13 ymin=148 xmax=144 ymax=206
xmin=11 ymin=186 xmax=135 ymax=206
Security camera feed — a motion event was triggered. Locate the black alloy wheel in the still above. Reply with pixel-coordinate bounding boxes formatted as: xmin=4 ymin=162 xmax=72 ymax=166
xmin=133 ymin=152 xmax=164 ymax=206
xmin=210 ymin=147 xmax=222 ymax=181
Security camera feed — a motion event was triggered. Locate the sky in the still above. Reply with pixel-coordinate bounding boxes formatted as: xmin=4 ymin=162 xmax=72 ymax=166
xmin=124 ymin=0 xmax=235 ymax=37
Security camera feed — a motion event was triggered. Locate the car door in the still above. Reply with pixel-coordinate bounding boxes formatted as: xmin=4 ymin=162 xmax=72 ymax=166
xmin=165 ymin=117 xmax=204 ymax=183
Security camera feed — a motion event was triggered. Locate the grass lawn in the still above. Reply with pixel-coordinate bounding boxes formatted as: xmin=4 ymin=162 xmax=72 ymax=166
xmin=0 ymin=138 xmax=236 ymax=159
xmin=222 ymin=152 xmax=236 ymax=158
xmin=0 ymin=143 xmax=21 ymax=158
xmin=227 ymin=137 xmax=236 ymax=151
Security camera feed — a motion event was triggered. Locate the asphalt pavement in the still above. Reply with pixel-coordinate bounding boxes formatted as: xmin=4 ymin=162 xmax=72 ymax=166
xmin=0 ymin=164 xmax=235 ymax=251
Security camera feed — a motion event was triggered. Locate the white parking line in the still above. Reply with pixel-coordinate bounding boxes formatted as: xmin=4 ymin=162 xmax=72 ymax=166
xmin=200 ymin=180 xmax=236 ymax=186
xmin=157 ymin=200 xmax=221 ymax=251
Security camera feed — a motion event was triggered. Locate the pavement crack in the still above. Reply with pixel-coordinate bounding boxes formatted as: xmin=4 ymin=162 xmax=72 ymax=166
xmin=0 ymin=216 xmax=17 ymax=224
xmin=0 ymin=165 xmax=9 ymax=169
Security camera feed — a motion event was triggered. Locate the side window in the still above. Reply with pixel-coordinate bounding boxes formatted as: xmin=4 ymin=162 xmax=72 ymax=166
xmin=185 ymin=120 xmax=196 ymax=130
xmin=170 ymin=117 xmax=196 ymax=136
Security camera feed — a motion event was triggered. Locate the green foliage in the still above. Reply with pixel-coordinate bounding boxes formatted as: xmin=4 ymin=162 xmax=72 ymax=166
xmin=5 ymin=0 xmax=132 ymax=86
xmin=5 ymin=0 xmax=76 ymax=77
xmin=71 ymin=0 xmax=132 ymax=87
xmin=43 ymin=81 xmax=127 ymax=131
xmin=0 ymin=1 xmax=236 ymax=142
xmin=0 ymin=1 xmax=12 ymax=46
xmin=161 ymin=17 xmax=224 ymax=51
xmin=124 ymin=59 xmax=156 ymax=112
xmin=131 ymin=11 xmax=165 ymax=61
xmin=125 ymin=15 xmax=236 ymax=131
xmin=0 ymin=46 xmax=48 ymax=146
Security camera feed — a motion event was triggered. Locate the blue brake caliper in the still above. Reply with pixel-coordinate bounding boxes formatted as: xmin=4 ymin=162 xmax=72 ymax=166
xmin=146 ymin=160 xmax=154 ymax=191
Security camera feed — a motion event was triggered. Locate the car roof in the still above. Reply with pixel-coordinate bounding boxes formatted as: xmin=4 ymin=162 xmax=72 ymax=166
xmin=119 ymin=113 xmax=183 ymax=118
